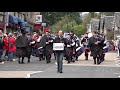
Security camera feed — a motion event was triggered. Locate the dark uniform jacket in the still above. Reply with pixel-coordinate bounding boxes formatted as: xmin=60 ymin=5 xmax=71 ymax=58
xmin=89 ymin=36 xmax=102 ymax=57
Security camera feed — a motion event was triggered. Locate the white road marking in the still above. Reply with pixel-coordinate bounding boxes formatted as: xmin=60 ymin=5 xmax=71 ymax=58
xmin=26 ymin=71 xmax=44 ymax=78
xmin=113 ymin=73 xmax=120 ymax=78
xmin=114 ymin=73 xmax=120 ymax=74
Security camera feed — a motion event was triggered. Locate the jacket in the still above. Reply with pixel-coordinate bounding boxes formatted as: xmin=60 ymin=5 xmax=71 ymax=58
xmin=3 ymin=37 xmax=8 ymax=50
xmin=8 ymin=37 xmax=16 ymax=52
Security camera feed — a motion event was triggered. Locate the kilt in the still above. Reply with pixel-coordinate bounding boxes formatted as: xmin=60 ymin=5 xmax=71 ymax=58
xmin=16 ymin=47 xmax=27 ymax=57
xmin=84 ymin=48 xmax=90 ymax=52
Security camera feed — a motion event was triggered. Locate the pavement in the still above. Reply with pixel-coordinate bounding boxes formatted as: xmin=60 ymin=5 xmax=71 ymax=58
xmin=63 ymin=51 xmax=118 ymax=67
xmin=0 ymin=51 xmax=120 ymax=78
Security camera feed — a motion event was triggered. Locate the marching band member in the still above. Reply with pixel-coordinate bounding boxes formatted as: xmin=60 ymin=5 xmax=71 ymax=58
xmin=81 ymin=33 xmax=90 ymax=60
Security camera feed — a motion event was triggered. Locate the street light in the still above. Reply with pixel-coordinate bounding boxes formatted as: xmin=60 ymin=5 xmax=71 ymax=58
xmin=3 ymin=12 xmax=9 ymax=34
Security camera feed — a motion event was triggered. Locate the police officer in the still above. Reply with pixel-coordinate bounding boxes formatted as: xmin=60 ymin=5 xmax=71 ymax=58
xmin=81 ymin=33 xmax=89 ymax=60
xmin=54 ymin=30 xmax=68 ymax=73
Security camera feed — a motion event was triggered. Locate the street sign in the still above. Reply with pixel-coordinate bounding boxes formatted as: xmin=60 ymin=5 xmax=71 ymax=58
xmin=35 ymin=15 xmax=42 ymax=23
xmin=42 ymin=23 xmax=46 ymax=26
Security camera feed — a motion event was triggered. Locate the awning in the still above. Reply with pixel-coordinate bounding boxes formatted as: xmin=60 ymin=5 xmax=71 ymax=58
xmin=34 ymin=24 xmax=41 ymax=29
xmin=44 ymin=26 xmax=49 ymax=32
xmin=17 ymin=18 xmax=26 ymax=27
xmin=9 ymin=15 xmax=18 ymax=24
xmin=0 ymin=22 xmax=5 ymax=30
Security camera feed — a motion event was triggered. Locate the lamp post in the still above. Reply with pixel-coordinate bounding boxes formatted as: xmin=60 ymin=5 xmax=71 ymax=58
xmin=3 ymin=12 xmax=9 ymax=34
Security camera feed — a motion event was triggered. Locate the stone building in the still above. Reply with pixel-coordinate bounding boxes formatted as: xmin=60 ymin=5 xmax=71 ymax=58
xmin=0 ymin=12 xmax=41 ymax=33
xmin=114 ymin=12 xmax=120 ymax=39
xmin=90 ymin=19 xmax=99 ymax=32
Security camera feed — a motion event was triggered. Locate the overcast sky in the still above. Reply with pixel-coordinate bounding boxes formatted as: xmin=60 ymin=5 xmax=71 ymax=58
xmin=82 ymin=12 xmax=99 ymax=15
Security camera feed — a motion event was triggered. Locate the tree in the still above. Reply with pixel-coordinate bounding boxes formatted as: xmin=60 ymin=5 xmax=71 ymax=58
xmin=82 ymin=13 xmax=91 ymax=32
xmin=51 ymin=14 xmax=85 ymax=37
xmin=40 ymin=12 xmax=82 ymax=26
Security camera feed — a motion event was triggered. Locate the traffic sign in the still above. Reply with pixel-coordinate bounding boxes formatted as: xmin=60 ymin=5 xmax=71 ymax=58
xmin=35 ymin=15 xmax=42 ymax=23
xmin=42 ymin=23 xmax=46 ymax=26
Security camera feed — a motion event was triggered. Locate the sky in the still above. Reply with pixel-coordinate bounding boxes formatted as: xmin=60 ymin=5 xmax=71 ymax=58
xmin=82 ymin=12 xmax=99 ymax=15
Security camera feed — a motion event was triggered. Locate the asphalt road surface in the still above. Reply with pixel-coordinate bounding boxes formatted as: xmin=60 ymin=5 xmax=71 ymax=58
xmin=0 ymin=55 xmax=120 ymax=78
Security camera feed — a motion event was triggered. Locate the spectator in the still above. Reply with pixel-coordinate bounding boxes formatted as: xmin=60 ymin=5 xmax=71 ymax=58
xmin=0 ymin=34 xmax=4 ymax=64
xmin=8 ymin=33 xmax=16 ymax=61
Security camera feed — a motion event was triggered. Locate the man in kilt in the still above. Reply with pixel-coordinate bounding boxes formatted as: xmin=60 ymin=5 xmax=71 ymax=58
xmin=16 ymin=29 xmax=32 ymax=64
xmin=89 ymin=32 xmax=103 ymax=65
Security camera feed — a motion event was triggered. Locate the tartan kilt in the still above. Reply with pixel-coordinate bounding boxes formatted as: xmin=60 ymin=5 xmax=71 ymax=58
xmin=84 ymin=48 xmax=90 ymax=52
xmin=16 ymin=47 xmax=27 ymax=57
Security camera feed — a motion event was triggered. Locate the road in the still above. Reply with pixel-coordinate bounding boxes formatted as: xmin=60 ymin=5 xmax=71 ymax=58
xmin=0 ymin=52 xmax=120 ymax=78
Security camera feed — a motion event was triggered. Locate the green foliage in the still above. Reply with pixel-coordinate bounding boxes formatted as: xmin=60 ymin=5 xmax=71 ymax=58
xmin=51 ymin=14 xmax=85 ymax=37
xmin=72 ymin=24 xmax=85 ymax=36
xmin=40 ymin=12 xmax=82 ymax=26
xmin=107 ymin=31 xmax=114 ymax=40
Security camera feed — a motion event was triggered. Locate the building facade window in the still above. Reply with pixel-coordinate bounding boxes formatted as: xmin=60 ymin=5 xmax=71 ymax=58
xmin=18 ymin=12 xmax=20 ymax=18
xmin=14 ymin=12 xmax=16 ymax=16
xmin=27 ymin=12 xmax=28 ymax=16
xmin=21 ymin=13 xmax=23 ymax=20
xmin=30 ymin=12 xmax=32 ymax=18
xmin=15 ymin=12 xmax=18 ymax=17
xmin=23 ymin=14 xmax=25 ymax=21
xmin=0 ymin=15 xmax=3 ymax=21
xmin=9 ymin=12 xmax=14 ymax=16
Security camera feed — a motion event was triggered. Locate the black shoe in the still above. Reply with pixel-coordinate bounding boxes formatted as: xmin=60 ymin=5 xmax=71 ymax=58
xmin=18 ymin=61 xmax=21 ymax=64
xmin=28 ymin=60 xmax=30 ymax=63
xmin=67 ymin=61 xmax=70 ymax=64
xmin=76 ymin=59 xmax=78 ymax=61
xmin=85 ymin=58 xmax=88 ymax=60
xmin=21 ymin=62 xmax=25 ymax=64
xmin=39 ymin=58 xmax=41 ymax=61
xmin=97 ymin=62 xmax=100 ymax=65
xmin=59 ymin=71 xmax=63 ymax=73
xmin=73 ymin=60 xmax=75 ymax=63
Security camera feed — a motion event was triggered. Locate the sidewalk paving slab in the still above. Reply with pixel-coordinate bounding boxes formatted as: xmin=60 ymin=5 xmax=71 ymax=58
xmin=63 ymin=52 xmax=119 ymax=67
